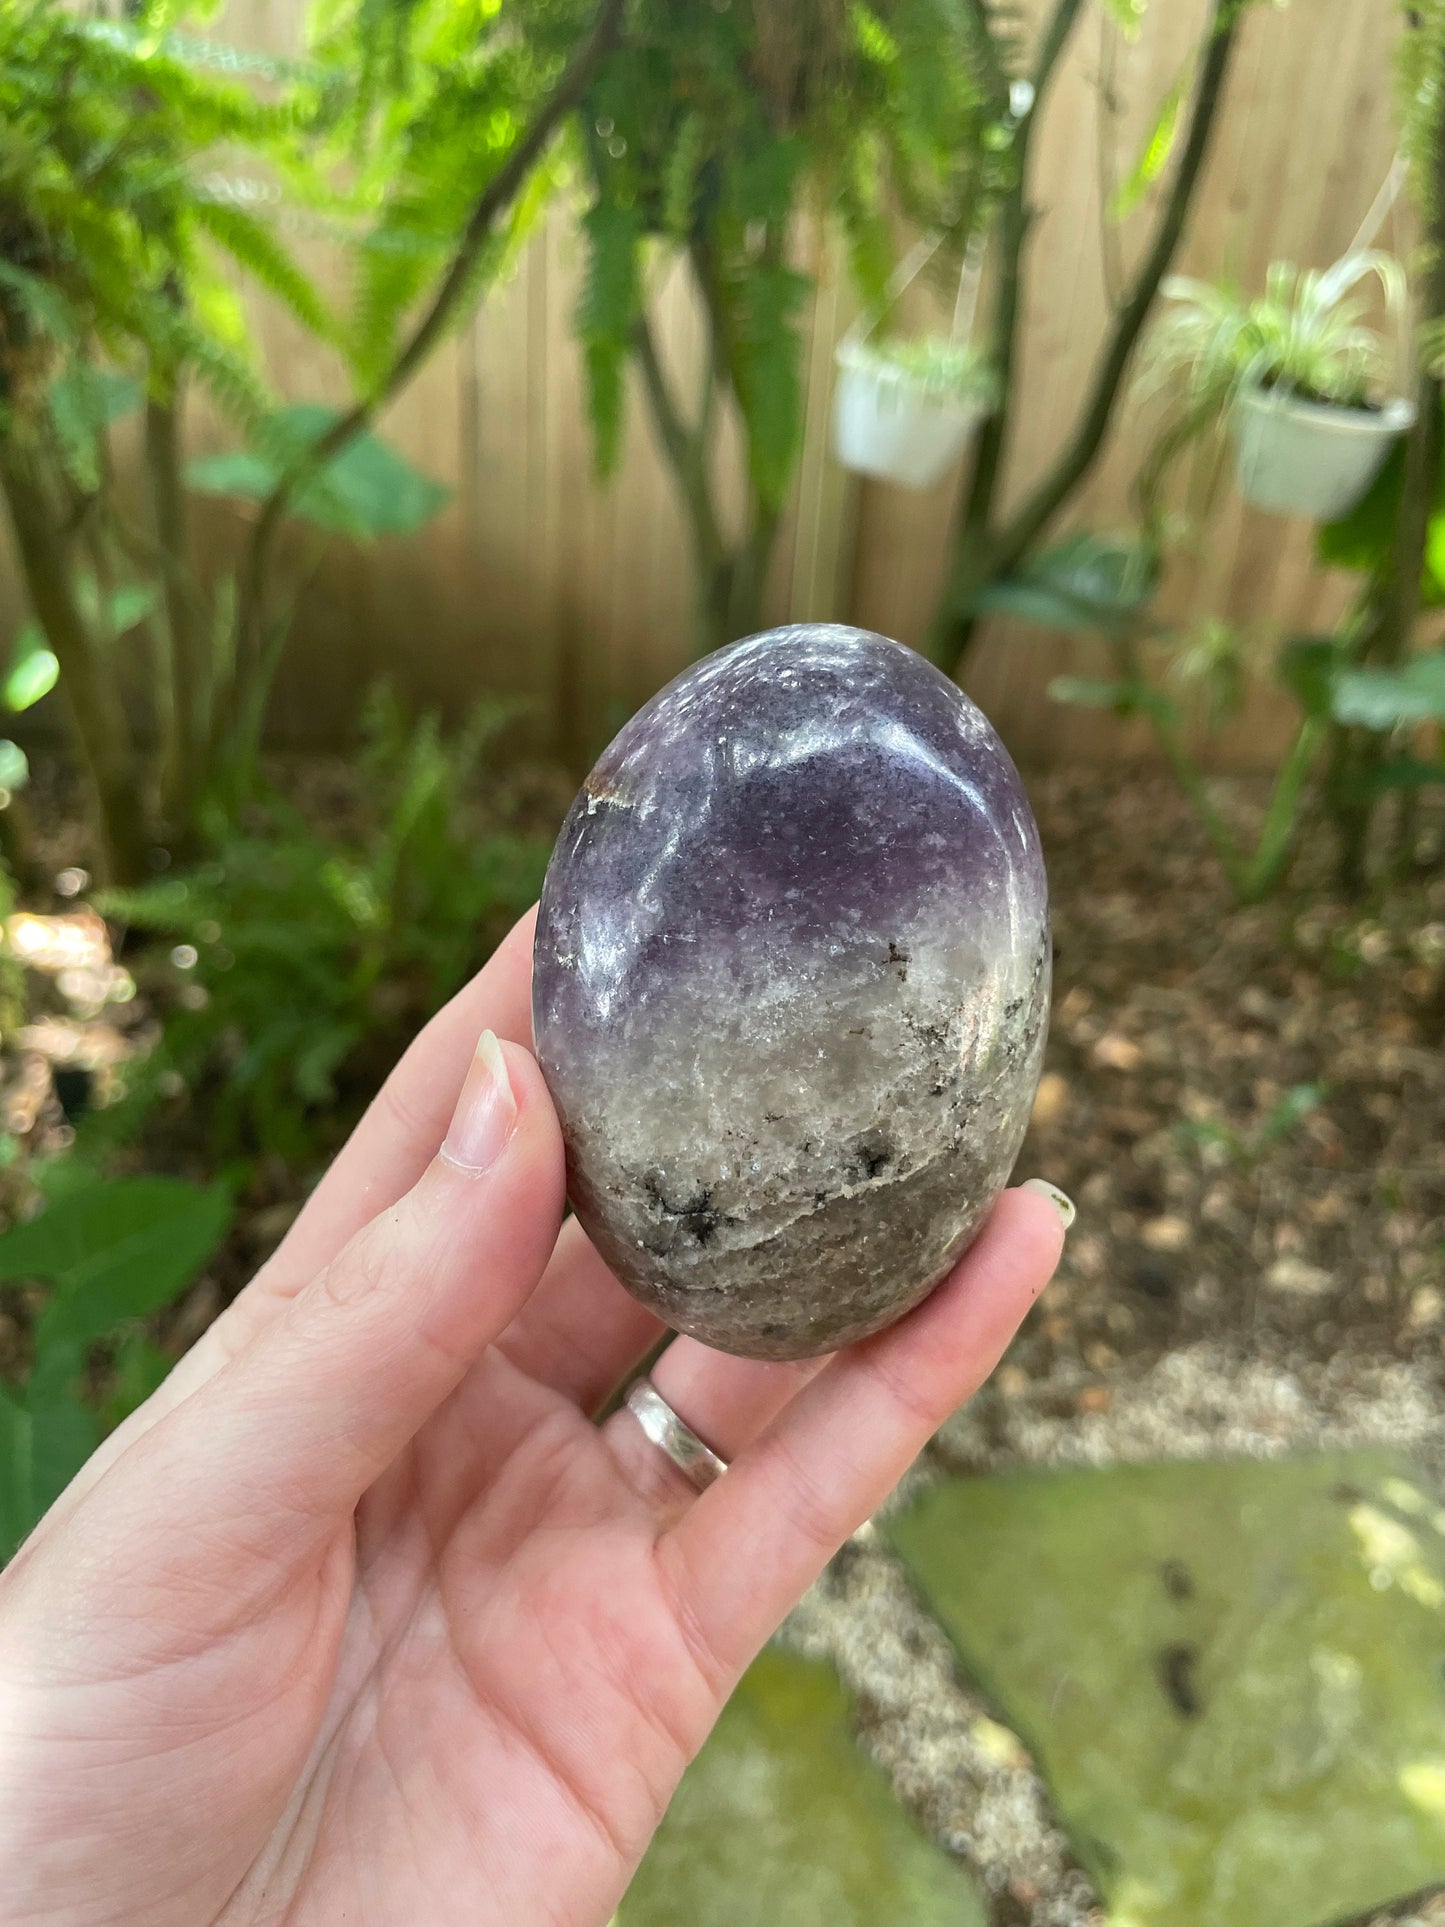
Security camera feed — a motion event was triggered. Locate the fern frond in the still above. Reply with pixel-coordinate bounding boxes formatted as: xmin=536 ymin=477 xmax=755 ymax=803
xmin=728 ymin=260 xmax=808 ymax=509
xmin=577 ymin=199 xmax=640 ymax=477
xmin=155 ymin=305 xmax=273 ymax=431
xmin=187 ymin=198 xmax=337 ymax=340
xmin=0 ymin=262 xmax=80 ymax=349
xmin=661 ymin=111 xmax=706 ymax=242
xmin=350 ymin=222 xmax=441 ymax=391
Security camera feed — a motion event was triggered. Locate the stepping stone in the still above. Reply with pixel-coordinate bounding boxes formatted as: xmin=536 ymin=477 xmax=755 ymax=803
xmin=618 ymin=1643 xmax=985 ymax=1926
xmin=890 ymin=1450 xmax=1445 ymax=1927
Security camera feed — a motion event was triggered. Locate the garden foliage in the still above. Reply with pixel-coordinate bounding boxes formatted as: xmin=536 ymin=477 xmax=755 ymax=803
xmin=0 ymin=1173 xmax=230 ymax=1560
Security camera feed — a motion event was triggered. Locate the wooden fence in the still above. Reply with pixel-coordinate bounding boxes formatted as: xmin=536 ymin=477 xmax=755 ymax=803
xmin=10 ymin=0 xmax=1411 ymax=770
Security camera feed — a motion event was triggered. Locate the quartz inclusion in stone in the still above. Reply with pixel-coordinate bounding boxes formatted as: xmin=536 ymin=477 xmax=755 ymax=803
xmin=532 ymin=624 xmax=1050 ymax=1360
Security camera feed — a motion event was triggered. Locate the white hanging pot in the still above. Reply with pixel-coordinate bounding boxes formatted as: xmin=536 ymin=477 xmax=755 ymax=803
xmin=832 ymin=342 xmax=988 ymax=491
xmin=1232 ymin=383 xmax=1416 ymax=520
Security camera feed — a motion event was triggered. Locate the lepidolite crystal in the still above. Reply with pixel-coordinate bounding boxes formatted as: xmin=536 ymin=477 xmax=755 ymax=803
xmin=532 ymin=624 xmax=1050 ymax=1360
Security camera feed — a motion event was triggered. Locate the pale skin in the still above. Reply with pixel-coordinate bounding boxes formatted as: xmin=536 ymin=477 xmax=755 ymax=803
xmin=0 ymin=909 xmax=1066 ymax=1927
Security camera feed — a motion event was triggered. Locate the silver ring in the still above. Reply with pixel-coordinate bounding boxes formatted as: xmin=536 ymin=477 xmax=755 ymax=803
xmin=624 ymin=1377 xmax=729 ymax=1493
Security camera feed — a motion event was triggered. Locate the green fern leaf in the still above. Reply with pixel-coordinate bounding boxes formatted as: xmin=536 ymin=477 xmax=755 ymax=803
xmin=577 ymin=199 xmax=641 ymax=478
xmin=662 ymin=112 xmax=706 ymax=242
xmin=1109 ymin=61 xmax=1191 ymax=220
xmin=350 ymin=223 xmax=440 ymax=391
xmin=729 ymin=261 xmax=808 ymax=509
xmin=0 ymin=262 xmax=80 ymax=349
xmin=187 ymin=199 xmax=336 ymax=340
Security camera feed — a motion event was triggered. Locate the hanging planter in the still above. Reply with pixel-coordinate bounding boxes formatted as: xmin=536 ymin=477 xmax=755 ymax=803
xmin=832 ymin=336 xmax=996 ymax=490
xmin=831 ymin=232 xmax=995 ymax=491
xmin=1138 ymin=240 xmax=1413 ymax=524
xmin=1232 ymin=384 xmax=1415 ymax=520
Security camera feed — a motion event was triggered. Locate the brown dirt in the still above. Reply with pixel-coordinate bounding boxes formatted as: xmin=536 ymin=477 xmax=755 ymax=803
xmin=1010 ymin=769 xmax=1445 ymax=1395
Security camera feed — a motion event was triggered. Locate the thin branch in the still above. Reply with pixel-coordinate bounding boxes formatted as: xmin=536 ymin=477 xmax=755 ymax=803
xmin=631 ymin=308 xmax=725 ymax=576
xmin=952 ymin=0 xmax=1088 ymax=545
xmin=1372 ymin=71 xmax=1445 ymax=669
xmin=989 ymin=0 xmax=1240 ymax=579
xmin=230 ymin=0 xmax=626 ymax=716
xmin=1327 ymin=17 xmax=1445 ymax=889
xmin=1031 ymin=0 xmax=1087 ymax=99
xmin=1093 ymin=10 xmax=1126 ymax=310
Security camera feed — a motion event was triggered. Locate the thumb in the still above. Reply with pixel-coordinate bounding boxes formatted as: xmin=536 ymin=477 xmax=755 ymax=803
xmin=169 ymin=1031 xmax=565 ymax=1529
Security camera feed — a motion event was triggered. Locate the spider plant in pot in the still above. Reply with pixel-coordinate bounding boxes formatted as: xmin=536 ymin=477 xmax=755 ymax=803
xmin=1140 ymin=253 xmax=1414 ymax=520
xmin=832 ymin=335 xmax=998 ymax=490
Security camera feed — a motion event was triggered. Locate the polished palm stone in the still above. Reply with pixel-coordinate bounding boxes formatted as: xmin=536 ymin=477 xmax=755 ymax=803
xmin=532 ymin=624 xmax=1050 ymax=1360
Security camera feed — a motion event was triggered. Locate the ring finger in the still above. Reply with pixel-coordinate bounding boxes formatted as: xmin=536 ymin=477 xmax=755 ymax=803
xmin=600 ymin=1335 xmax=832 ymax=1516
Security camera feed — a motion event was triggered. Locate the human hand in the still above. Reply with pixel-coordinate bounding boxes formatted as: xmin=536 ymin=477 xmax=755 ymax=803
xmin=0 ymin=910 xmax=1066 ymax=1927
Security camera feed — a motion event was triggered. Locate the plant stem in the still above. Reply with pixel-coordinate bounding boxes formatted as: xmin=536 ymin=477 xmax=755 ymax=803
xmin=632 ymin=224 xmax=783 ymax=656
xmin=226 ymin=0 xmax=627 ymax=756
xmin=632 ymin=308 xmax=728 ymax=605
xmin=998 ymin=1 xmax=1238 ymax=574
xmin=0 ymin=442 xmax=148 ymax=883
xmin=725 ymin=498 xmax=779 ymax=646
xmin=934 ymin=0 xmax=1239 ymax=671
xmin=145 ymin=385 xmax=207 ymax=829
xmin=1326 ymin=24 xmax=1445 ymax=891
xmin=927 ymin=0 xmax=1086 ymax=666
xmin=1239 ymin=716 xmax=1323 ymax=901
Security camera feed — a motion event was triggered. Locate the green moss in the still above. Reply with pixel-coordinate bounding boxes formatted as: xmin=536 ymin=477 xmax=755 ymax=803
xmin=890 ymin=1450 xmax=1445 ymax=1927
xmin=619 ymin=1644 xmax=985 ymax=1926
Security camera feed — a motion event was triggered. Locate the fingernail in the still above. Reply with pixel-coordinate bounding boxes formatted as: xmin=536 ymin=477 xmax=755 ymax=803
xmin=1022 ymin=1178 xmax=1076 ymax=1230
xmin=441 ymin=1030 xmax=517 ymax=1174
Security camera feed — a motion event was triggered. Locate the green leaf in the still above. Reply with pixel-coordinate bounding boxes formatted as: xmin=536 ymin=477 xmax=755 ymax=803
xmin=1048 ymin=675 xmax=1136 ymax=709
xmin=0 ymin=1363 xmax=99 ymax=1560
xmin=101 ymin=1332 xmax=173 ymax=1433
xmin=186 ymin=404 xmax=448 ymax=539
xmin=973 ymin=533 xmax=1160 ymax=633
xmin=1049 ymin=675 xmax=1176 ymax=722
xmin=66 ymin=367 xmax=142 ymax=427
xmin=1257 ymin=1082 xmax=1325 ymax=1149
xmin=0 ymin=1384 xmax=30 ymax=1563
xmin=29 ymin=1388 xmax=99 ymax=1518
xmin=108 ymin=583 xmax=160 ymax=635
xmin=47 ymin=365 xmax=142 ymax=489
xmin=0 ymin=262 xmax=79 ymax=347
xmin=3 ymin=624 xmax=60 ymax=713
xmin=1364 ymin=757 xmax=1445 ymax=794
xmin=973 ymin=580 xmax=1102 ymax=630
xmin=662 ymin=113 xmax=706 ymax=242
xmin=1110 ymin=66 xmax=1189 ymax=220
xmin=1331 ymin=653 xmax=1445 ymax=729
xmin=1276 ymin=635 xmax=1340 ymax=718
xmin=293 ymin=1022 xmax=363 ymax=1103
xmin=577 ymin=201 xmax=641 ymax=479
xmin=731 ymin=262 xmax=809 ymax=509
xmin=185 ymin=449 xmax=281 ymax=498
xmin=0 ymin=1177 xmax=233 ymax=1358
xmin=0 ymin=741 xmax=30 ymax=794
xmin=1097 ymin=0 xmax=1147 ymax=37
xmin=188 ymin=199 xmax=335 ymax=341
xmin=1317 ymin=408 xmax=1445 ymax=606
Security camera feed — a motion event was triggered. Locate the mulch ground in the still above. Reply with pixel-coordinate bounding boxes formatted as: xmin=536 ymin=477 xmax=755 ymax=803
xmin=1009 ymin=770 xmax=1445 ymax=1402
xmin=2 ymin=757 xmax=1442 ymax=1400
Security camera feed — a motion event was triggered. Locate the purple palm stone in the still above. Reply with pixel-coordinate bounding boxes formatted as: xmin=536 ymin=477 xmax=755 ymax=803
xmin=532 ymin=624 xmax=1050 ymax=1361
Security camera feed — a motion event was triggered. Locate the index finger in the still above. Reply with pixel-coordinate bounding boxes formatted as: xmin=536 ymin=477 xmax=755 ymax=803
xmin=29 ymin=910 xmax=544 ymax=1529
